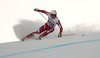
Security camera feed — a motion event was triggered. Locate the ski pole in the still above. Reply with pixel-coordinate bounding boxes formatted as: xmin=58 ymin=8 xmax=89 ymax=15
xmin=39 ymin=12 xmax=47 ymax=21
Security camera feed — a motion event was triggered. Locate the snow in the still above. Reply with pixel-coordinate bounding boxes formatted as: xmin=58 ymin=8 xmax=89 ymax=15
xmin=0 ymin=34 xmax=100 ymax=58
xmin=0 ymin=0 xmax=100 ymax=58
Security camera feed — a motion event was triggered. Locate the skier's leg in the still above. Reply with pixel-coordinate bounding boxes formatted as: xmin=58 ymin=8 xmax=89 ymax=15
xmin=22 ymin=32 xmax=36 ymax=41
xmin=39 ymin=27 xmax=54 ymax=38
xmin=22 ymin=23 xmax=47 ymax=41
xmin=22 ymin=24 xmax=46 ymax=41
xmin=26 ymin=24 xmax=46 ymax=38
xmin=35 ymin=24 xmax=46 ymax=34
xmin=22 ymin=32 xmax=36 ymax=40
xmin=26 ymin=32 xmax=36 ymax=38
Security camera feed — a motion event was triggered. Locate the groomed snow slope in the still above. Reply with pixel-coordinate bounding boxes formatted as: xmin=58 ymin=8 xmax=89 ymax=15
xmin=0 ymin=34 xmax=100 ymax=58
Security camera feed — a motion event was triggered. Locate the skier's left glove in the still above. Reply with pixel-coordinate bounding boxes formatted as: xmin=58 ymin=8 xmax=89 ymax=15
xmin=58 ymin=33 xmax=62 ymax=37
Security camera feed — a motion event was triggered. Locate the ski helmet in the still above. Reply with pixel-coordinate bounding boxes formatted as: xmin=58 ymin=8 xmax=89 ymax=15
xmin=50 ymin=10 xmax=57 ymax=14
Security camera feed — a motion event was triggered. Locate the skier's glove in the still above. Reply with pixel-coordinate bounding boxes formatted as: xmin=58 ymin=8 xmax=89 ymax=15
xmin=58 ymin=33 xmax=62 ymax=37
xmin=34 ymin=8 xmax=39 ymax=12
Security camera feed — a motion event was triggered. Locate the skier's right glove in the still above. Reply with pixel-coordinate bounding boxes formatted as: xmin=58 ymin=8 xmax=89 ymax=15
xmin=34 ymin=8 xmax=39 ymax=12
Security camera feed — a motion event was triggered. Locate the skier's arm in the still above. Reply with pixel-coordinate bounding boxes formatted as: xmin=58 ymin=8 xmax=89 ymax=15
xmin=57 ymin=20 xmax=63 ymax=37
xmin=34 ymin=8 xmax=49 ymax=15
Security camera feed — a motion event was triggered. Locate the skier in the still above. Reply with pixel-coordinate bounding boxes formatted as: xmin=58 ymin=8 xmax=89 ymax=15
xmin=22 ymin=8 xmax=63 ymax=41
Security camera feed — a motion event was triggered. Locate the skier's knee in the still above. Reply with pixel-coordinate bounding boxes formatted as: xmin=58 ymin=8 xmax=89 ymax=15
xmin=50 ymin=27 xmax=54 ymax=32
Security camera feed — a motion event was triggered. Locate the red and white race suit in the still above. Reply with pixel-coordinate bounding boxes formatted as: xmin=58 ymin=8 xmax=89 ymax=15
xmin=27 ymin=10 xmax=63 ymax=38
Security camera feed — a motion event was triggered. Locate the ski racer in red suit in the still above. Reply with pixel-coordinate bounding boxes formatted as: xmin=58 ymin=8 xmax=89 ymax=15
xmin=22 ymin=8 xmax=63 ymax=41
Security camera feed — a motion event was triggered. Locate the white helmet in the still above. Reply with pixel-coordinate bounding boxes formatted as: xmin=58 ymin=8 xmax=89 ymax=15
xmin=50 ymin=10 xmax=57 ymax=14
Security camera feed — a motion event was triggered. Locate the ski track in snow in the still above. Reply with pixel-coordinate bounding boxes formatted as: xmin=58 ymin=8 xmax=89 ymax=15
xmin=0 ymin=39 xmax=100 ymax=58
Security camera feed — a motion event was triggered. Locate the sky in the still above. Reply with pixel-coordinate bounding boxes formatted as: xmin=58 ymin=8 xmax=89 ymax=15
xmin=0 ymin=0 xmax=100 ymax=43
